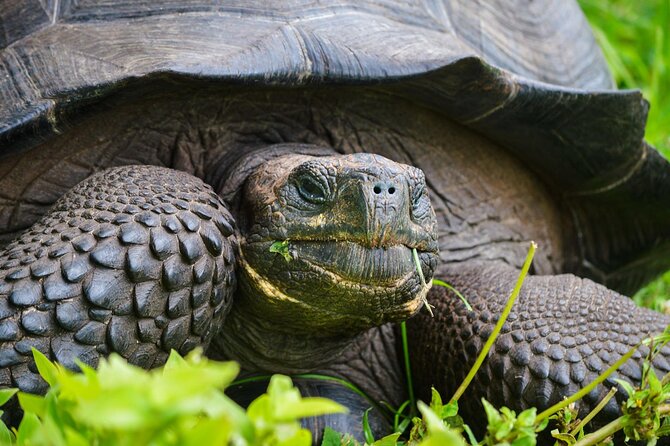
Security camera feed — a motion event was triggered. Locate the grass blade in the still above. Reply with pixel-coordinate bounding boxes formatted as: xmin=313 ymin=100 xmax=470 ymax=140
xmin=449 ymin=241 xmax=536 ymax=403
xmin=432 ymin=279 xmax=472 ymax=311
xmin=570 ymin=387 xmax=617 ymax=436
xmin=412 ymin=248 xmax=434 ymax=316
xmin=400 ymin=322 xmax=417 ymax=417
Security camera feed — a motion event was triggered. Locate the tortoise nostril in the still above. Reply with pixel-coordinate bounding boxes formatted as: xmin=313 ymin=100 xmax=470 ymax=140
xmin=373 ymin=183 xmax=398 ymax=195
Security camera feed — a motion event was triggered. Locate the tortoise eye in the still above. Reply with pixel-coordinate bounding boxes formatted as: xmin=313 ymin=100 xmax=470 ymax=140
xmin=296 ymin=175 xmax=327 ymax=204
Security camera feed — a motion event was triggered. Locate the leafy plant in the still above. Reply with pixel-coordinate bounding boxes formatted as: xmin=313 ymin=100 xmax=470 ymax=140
xmin=269 ymin=240 xmax=293 ymax=262
xmin=0 ymin=348 xmax=345 ymax=446
xmin=406 ymin=388 xmax=470 ymax=446
xmin=246 ymin=374 xmax=345 ymax=445
xmin=616 ymin=363 xmax=668 ymax=443
xmin=480 ymin=400 xmax=547 ymax=446
xmin=320 ymin=427 xmax=401 ymax=446
xmin=412 ymin=401 xmax=467 ymax=446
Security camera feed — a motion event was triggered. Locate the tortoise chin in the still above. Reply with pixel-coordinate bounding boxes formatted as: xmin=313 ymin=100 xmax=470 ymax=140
xmin=238 ymin=239 xmax=437 ymax=329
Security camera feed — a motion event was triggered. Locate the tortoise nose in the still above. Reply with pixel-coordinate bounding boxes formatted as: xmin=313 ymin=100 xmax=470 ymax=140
xmin=370 ymin=181 xmax=403 ymax=210
xmin=373 ymin=182 xmax=397 ymax=196
xmin=366 ymin=180 xmax=406 ymax=247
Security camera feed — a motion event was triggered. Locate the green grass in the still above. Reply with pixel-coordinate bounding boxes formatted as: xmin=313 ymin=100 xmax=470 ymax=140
xmin=579 ymin=0 xmax=670 ymax=308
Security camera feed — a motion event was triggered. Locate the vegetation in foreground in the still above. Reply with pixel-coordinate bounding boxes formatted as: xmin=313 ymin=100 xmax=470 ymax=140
xmin=0 ymin=349 xmax=347 ymax=446
xmin=3 ymin=243 xmax=670 ymax=445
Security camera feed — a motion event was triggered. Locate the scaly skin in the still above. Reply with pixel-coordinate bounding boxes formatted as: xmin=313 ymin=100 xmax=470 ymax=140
xmin=0 ymin=166 xmax=237 ymax=392
xmin=408 ymin=262 xmax=670 ymax=428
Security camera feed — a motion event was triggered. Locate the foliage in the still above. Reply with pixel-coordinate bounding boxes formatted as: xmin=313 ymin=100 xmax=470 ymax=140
xmin=616 ymin=363 xmax=669 ymax=443
xmin=412 ymin=401 xmax=467 ymax=446
xmin=579 ymin=0 xmax=670 ymax=157
xmin=326 ymin=355 xmax=670 ymax=446
xmin=2 ymin=242 xmax=670 ymax=446
xmin=634 ymin=271 xmax=670 ymax=313
xmin=480 ymin=401 xmax=547 ymax=446
xmin=269 ymin=240 xmax=293 ymax=262
xmin=0 ymin=349 xmax=345 ymax=446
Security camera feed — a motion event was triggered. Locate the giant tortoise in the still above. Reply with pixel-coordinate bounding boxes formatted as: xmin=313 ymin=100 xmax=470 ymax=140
xmin=0 ymin=0 xmax=670 ymax=441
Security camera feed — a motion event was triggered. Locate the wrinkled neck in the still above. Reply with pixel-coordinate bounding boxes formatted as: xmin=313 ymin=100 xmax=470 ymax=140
xmin=209 ymin=301 xmax=371 ymax=373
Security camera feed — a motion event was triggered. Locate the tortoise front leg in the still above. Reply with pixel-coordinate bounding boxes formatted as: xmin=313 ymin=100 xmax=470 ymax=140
xmin=407 ymin=261 xmax=670 ymax=426
xmin=0 ymin=166 xmax=237 ymax=394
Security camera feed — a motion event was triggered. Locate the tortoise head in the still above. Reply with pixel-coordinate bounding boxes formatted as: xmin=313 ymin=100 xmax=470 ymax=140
xmin=235 ymin=152 xmax=439 ymax=336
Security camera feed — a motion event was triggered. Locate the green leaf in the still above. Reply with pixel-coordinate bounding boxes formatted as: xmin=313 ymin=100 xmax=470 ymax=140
xmin=276 ymin=428 xmax=312 ymax=446
xmin=648 ymin=368 xmax=662 ymax=394
xmin=39 ymin=416 xmax=67 ymax=446
xmin=270 ymin=240 xmax=292 ymax=262
xmin=16 ymin=412 xmax=41 ymax=445
xmin=418 ymin=431 xmax=466 ymax=446
xmin=429 ymin=387 xmax=443 ymax=414
xmin=511 ymin=436 xmax=536 ymax=446
xmin=535 ymin=417 xmax=549 ymax=432
xmin=417 ymin=401 xmax=444 ymax=433
xmin=18 ymin=392 xmax=46 ymax=418
xmin=280 ymin=398 xmax=348 ymax=420
xmin=482 ymin=399 xmax=502 ymax=426
xmin=259 ymin=375 xmax=346 ymax=421
xmin=0 ymin=389 xmax=19 ymax=406
xmin=63 ymin=427 xmax=90 ymax=446
xmin=0 ymin=350 xmax=355 ymax=446
xmin=442 ymin=401 xmax=459 ymax=419
xmin=371 ymin=432 xmax=401 ymax=445
xmin=182 ymin=416 xmax=234 ymax=446
xmin=517 ymin=408 xmax=537 ymax=427
xmin=0 ymin=419 xmax=14 ymax=446
xmin=415 ymin=404 xmax=467 ymax=446
xmin=551 ymin=429 xmax=576 ymax=445
xmin=0 ymin=389 xmax=17 ymax=407
xmin=31 ymin=348 xmax=60 ymax=387
xmin=164 ymin=348 xmax=188 ymax=370
xmin=321 ymin=427 xmax=344 ymax=446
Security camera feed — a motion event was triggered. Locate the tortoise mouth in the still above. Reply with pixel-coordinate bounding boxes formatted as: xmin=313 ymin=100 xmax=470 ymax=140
xmin=244 ymin=238 xmax=436 ymax=287
xmin=237 ymin=237 xmax=438 ymax=332
xmin=287 ymin=240 xmax=432 ymax=286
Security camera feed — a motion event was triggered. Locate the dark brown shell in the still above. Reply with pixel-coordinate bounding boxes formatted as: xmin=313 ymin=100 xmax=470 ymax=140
xmin=0 ymin=0 xmax=668 ymax=294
